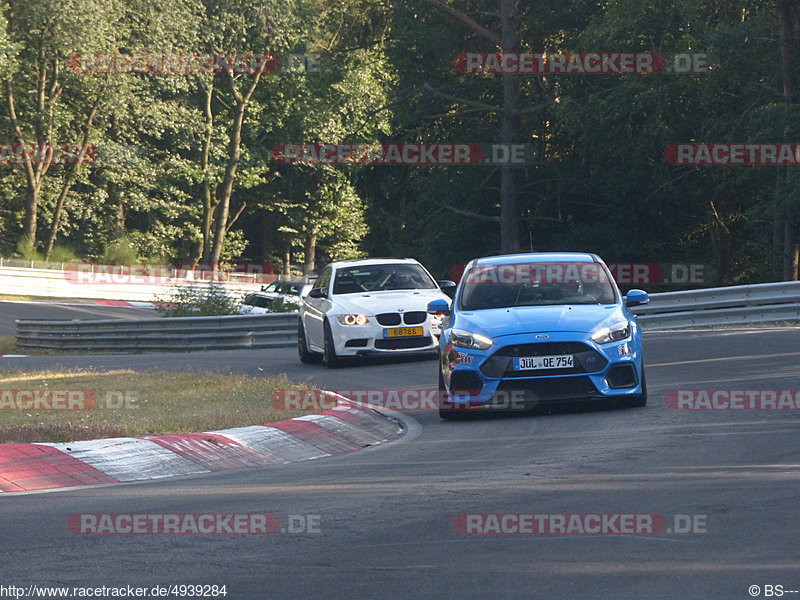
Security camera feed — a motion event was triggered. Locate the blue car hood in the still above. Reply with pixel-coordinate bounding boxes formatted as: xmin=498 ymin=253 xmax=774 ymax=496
xmin=456 ymin=304 xmax=625 ymax=339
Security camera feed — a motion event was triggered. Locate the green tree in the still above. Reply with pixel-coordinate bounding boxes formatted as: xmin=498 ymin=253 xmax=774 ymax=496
xmin=2 ymin=0 xmax=117 ymax=249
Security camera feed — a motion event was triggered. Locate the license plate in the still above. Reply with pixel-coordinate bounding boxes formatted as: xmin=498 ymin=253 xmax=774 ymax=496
xmin=384 ymin=326 xmax=424 ymax=338
xmin=513 ymin=355 xmax=574 ymax=370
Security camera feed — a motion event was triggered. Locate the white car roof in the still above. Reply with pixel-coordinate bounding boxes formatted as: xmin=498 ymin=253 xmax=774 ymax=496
xmin=326 ymin=258 xmax=423 ymax=270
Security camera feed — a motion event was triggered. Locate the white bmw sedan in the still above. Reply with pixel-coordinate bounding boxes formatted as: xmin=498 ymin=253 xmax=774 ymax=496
xmin=298 ymin=258 xmax=455 ymax=367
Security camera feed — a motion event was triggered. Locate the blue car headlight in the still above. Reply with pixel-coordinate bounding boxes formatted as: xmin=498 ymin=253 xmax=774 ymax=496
xmin=451 ymin=328 xmax=493 ymax=350
xmin=591 ymin=320 xmax=631 ymax=344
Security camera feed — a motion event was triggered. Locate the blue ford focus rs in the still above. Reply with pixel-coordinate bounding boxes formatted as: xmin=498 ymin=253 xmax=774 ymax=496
xmin=427 ymin=252 xmax=649 ymax=419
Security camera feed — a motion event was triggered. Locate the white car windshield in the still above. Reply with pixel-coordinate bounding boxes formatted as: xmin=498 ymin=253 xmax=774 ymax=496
xmin=263 ymin=282 xmax=304 ymax=295
xmin=459 ymin=262 xmax=617 ymax=310
xmin=333 ymin=264 xmax=437 ymax=294
xmin=242 ymin=294 xmax=274 ymax=308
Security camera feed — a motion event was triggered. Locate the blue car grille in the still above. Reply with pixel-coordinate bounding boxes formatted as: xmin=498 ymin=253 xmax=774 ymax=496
xmin=492 ymin=376 xmax=601 ymax=404
xmin=450 ymin=371 xmax=483 ymax=395
xmin=480 ymin=342 xmax=607 ymax=378
xmin=606 ymin=364 xmax=638 ymax=389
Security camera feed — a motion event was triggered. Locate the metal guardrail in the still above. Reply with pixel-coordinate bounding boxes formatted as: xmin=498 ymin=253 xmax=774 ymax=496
xmin=13 ymin=281 xmax=800 ymax=352
xmin=632 ymin=281 xmax=800 ymax=329
xmin=16 ymin=313 xmax=299 ymax=351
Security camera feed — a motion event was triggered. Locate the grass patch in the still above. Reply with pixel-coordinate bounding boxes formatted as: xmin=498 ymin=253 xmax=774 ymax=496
xmin=0 ymin=369 xmax=318 ymax=443
xmin=0 ymin=294 xmax=45 ymax=302
xmin=0 ymin=337 xmax=85 ymax=357
xmin=0 ymin=336 xmax=17 ymax=354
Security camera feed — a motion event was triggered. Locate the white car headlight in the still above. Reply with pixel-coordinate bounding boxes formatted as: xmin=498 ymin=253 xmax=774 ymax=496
xmin=451 ymin=328 xmax=493 ymax=350
xmin=591 ymin=320 xmax=631 ymax=344
xmin=337 ymin=314 xmax=368 ymax=326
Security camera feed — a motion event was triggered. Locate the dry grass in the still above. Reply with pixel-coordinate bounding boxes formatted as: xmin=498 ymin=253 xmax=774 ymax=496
xmin=0 ymin=336 xmax=17 ymax=354
xmin=0 ymin=294 xmax=43 ymax=302
xmin=0 ymin=336 xmax=86 ymax=356
xmin=0 ymin=369 xmax=316 ymax=443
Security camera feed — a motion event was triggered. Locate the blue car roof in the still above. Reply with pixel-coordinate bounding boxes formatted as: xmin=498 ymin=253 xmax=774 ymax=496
xmin=467 ymin=252 xmax=600 ymax=268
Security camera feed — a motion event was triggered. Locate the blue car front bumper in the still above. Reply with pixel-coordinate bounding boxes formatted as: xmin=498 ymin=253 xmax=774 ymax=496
xmin=441 ymin=330 xmax=644 ymax=409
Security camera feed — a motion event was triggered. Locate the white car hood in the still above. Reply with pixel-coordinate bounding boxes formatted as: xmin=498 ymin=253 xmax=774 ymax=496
xmin=331 ymin=289 xmax=447 ymax=315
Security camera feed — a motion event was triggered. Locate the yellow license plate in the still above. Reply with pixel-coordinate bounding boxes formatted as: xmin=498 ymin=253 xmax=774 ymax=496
xmin=384 ymin=326 xmax=424 ymax=338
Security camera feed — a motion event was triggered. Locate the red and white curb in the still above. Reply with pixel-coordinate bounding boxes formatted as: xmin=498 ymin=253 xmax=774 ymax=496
xmin=93 ymin=299 xmax=160 ymax=309
xmin=0 ymin=397 xmax=402 ymax=493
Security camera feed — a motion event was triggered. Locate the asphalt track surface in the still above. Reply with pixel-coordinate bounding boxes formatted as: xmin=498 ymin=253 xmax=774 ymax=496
xmin=1 ymin=328 xmax=799 ymax=599
xmin=0 ymin=300 xmax=156 ymax=335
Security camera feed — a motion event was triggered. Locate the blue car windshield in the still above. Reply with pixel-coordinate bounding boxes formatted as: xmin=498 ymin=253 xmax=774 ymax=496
xmin=459 ymin=262 xmax=617 ymax=310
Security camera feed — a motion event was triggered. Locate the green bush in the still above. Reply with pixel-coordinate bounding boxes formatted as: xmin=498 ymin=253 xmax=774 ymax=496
xmin=48 ymin=245 xmax=80 ymax=263
xmin=155 ymin=283 xmax=238 ymax=317
xmin=15 ymin=237 xmax=42 ymax=261
xmin=101 ymin=237 xmax=140 ymax=265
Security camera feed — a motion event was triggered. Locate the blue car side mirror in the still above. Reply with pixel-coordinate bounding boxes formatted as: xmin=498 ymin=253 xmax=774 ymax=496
xmin=427 ymin=298 xmax=451 ymax=315
xmin=625 ymin=289 xmax=649 ymax=307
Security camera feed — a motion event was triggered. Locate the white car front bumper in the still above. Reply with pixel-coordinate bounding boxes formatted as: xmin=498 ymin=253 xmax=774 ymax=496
xmin=329 ymin=315 xmax=441 ymax=356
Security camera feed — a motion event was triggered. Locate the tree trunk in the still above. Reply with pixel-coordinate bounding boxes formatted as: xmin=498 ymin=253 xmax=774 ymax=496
xmin=44 ymin=92 xmax=104 ymax=260
xmin=421 ymin=0 xmax=520 ymax=253
xmin=283 ymin=240 xmax=291 ymax=276
xmin=784 ymin=208 xmax=799 ymax=280
xmin=208 ymin=63 xmax=267 ymax=271
xmin=499 ymin=0 xmax=520 ymax=253
xmin=7 ymin=83 xmax=50 ymax=248
xmin=209 ymin=101 xmax=245 ymax=271
xmin=22 ymin=185 xmax=40 ymax=245
xmin=775 ymin=0 xmax=799 ymax=280
xmin=200 ymin=80 xmax=215 ymax=265
xmin=303 ymin=234 xmax=317 ymax=276
xmin=773 ymin=210 xmax=785 ymax=280
xmin=708 ymin=204 xmax=722 ymax=285
xmin=6 ymin=36 xmax=64 ymax=249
